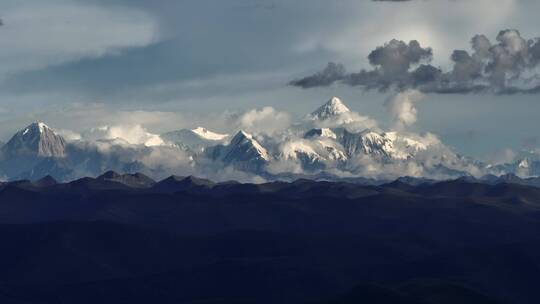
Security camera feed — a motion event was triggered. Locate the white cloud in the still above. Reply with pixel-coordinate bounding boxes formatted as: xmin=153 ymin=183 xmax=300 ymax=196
xmin=485 ymin=148 xmax=517 ymax=165
xmin=55 ymin=129 xmax=82 ymax=141
xmin=308 ymin=111 xmax=379 ymax=133
xmin=83 ymin=124 xmax=165 ymax=147
xmin=139 ymin=146 xmax=195 ymax=177
xmin=384 ymin=90 xmax=424 ymax=130
xmin=237 ymin=107 xmax=292 ymax=135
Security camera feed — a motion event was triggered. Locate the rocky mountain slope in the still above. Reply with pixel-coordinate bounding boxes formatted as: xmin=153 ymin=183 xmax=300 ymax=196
xmin=0 ymin=174 xmax=539 ymax=303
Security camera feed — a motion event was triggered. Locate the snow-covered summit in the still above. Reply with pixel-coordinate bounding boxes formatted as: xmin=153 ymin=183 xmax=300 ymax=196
xmin=305 ymin=97 xmax=376 ymax=130
xmin=191 ymin=127 xmax=228 ymax=141
xmin=309 ymin=97 xmax=351 ymax=120
xmin=22 ymin=122 xmax=50 ymax=135
xmin=161 ymin=127 xmax=228 ymax=152
xmin=2 ymin=122 xmax=66 ymax=158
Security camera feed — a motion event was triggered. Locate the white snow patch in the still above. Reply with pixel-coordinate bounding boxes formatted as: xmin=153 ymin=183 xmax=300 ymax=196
xmin=191 ymin=127 xmax=228 ymax=141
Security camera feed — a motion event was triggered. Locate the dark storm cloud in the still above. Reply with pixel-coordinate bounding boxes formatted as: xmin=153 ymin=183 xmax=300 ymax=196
xmin=291 ymin=40 xmax=433 ymax=91
xmin=289 ymin=62 xmax=346 ymax=88
xmin=368 ymin=40 xmax=432 ymax=75
xmin=349 ymin=39 xmax=433 ymax=90
xmin=291 ymin=29 xmax=540 ymax=94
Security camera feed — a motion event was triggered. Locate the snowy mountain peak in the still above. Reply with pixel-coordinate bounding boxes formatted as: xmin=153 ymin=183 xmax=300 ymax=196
xmin=23 ymin=122 xmax=51 ymax=135
xmin=37 ymin=122 xmax=49 ymax=132
xmin=191 ymin=127 xmax=228 ymax=141
xmin=161 ymin=127 xmax=228 ymax=152
xmin=2 ymin=122 xmax=66 ymax=159
xmin=310 ymin=97 xmax=351 ymax=120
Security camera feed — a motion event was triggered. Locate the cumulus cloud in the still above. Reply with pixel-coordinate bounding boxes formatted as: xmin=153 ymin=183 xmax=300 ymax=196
xmin=237 ymin=107 xmax=292 ymax=135
xmin=55 ymin=129 xmax=82 ymax=142
xmin=16 ymin=102 xmax=295 ymax=141
xmin=291 ymin=29 xmax=540 ymax=94
xmin=346 ymin=154 xmax=424 ymax=179
xmin=309 ymin=111 xmax=379 ymax=133
xmin=138 ymin=146 xmax=195 ymax=178
xmin=82 ymin=125 xmax=165 ymax=147
xmin=364 ymin=39 xmax=432 ymax=81
xmin=290 ymin=62 xmax=347 ymax=89
xmin=486 ymin=148 xmax=518 ymax=165
xmin=291 ymin=39 xmax=433 ymax=90
xmin=384 ymin=90 xmax=425 ymax=129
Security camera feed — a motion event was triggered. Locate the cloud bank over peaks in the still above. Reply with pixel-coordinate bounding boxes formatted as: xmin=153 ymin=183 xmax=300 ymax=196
xmin=290 ymin=29 xmax=540 ymax=94
xmin=2 ymin=96 xmax=537 ymax=182
xmin=237 ymin=107 xmax=292 ymax=135
xmin=82 ymin=125 xmax=165 ymax=147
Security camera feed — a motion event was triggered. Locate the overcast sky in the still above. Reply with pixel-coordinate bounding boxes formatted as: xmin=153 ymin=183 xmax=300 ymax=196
xmin=0 ymin=0 xmax=539 ymax=159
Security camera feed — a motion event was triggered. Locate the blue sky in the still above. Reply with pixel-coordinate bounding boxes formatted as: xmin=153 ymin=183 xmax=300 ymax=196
xmin=0 ymin=0 xmax=539 ymax=160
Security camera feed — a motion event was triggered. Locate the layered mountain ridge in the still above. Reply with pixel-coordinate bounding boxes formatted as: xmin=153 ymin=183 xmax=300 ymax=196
xmin=2 ymin=173 xmax=540 ymax=303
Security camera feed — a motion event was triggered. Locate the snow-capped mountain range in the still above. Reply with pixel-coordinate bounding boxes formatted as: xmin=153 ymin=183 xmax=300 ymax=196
xmin=0 ymin=97 xmax=538 ymax=182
